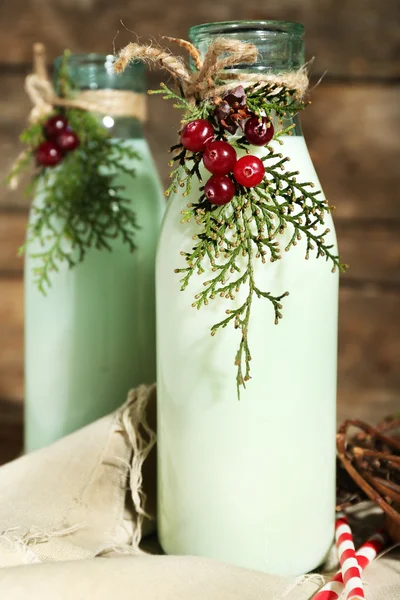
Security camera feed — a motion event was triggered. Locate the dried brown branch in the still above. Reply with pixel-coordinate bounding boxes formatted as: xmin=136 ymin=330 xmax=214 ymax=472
xmin=353 ymin=447 xmax=400 ymax=466
xmin=337 ymin=417 xmax=400 ymax=526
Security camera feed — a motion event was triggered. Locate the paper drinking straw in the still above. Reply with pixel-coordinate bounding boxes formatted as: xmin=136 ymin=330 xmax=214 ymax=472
xmin=355 ymin=530 xmax=386 ymax=570
xmin=312 ymin=530 xmax=386 ymax=600
xmin=312 ymin=570 xmax=344 ymax=600
xmin=335 ymin=517 xmax=365 ymax=599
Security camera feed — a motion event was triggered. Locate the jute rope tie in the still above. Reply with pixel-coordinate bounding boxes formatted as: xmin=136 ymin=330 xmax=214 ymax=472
xmin=26 ymin=43 xmax=147 ymax=124
xmin=114 ymin=37 xmax=309 ymax=102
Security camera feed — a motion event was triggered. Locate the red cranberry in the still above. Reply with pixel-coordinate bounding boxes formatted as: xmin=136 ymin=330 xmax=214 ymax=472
xmin=233 ymin=155 xmax=265 ymax=188
xmin=35 ymin=141 xmax=63 ymax=167
xmin=181 ymin=119 xmax=214 ymax=153
xmin=204 ymin=175 xmax=235 ymax=206
xmin=244 ymin=116 xmax=274 ymax=146
xmin=56 ymin=129 xmax=80 ymax=152
xmin=44 ymin=115 xmax=69 ymax=139
xmin=203 ymin=141 xmax=237 ymax=176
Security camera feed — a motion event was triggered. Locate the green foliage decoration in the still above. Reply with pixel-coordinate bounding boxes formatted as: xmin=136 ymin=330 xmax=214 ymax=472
xmin=151 ymin=81 xmax=347 ymax=396
xmin=6 ymin=51 xmax=140 ymax=294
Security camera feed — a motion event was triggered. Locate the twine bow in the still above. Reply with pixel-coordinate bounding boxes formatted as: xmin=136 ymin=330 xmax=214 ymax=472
xmin=114 ymin=37 xmax=309 ymax=101
xmin=25 ymin=70 xmax=121 ymax=123
xmin=26 ymin=43 xmax=146 ymax=123
xmin=26 ymin=43 xmax=104 ymax=122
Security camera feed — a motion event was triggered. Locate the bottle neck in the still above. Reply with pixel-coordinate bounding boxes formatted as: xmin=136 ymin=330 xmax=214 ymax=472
xmin=53 ymin=53 xmax=147 ymax=140
xmin=189 ymin=21 xmax=305 ymax=74
xmin=189 ymin=21 xmax=305 ymax=137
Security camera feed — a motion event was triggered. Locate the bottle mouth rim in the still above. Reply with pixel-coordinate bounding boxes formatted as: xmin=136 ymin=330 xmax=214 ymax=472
xmin=189 ymin=20 xmax=305 ymax=40
xmin=53 ymin=53 xmax=144 ymax=73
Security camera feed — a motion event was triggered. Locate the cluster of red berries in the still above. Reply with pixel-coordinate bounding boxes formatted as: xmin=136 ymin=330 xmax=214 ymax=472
xmin=180 ymin=115 xmax=274 ymax=206
xmin=35 ymin=115 xmax=80 ymax=167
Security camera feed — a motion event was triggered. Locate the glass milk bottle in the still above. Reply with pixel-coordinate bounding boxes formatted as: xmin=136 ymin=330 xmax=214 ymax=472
xmin=25 ymin=55 xmax=164 ymax=452
xmin=157 ymin=21 xmax=338 ymax=576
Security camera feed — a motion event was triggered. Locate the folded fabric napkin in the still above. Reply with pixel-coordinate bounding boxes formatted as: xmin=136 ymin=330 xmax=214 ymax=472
xmin=0 ymin=385 xmax=398 ymax=599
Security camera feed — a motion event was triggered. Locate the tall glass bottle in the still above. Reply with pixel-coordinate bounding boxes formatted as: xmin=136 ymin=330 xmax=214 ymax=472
xmin=25 ymin=54 xmax=164 ymax=452
xmin=157 ymin=22 xmax=338 ymax=576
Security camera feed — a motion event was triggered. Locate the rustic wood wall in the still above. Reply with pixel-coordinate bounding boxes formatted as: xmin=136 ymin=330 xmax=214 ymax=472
xmin=0 ymin=0 xmax=399 ymax=461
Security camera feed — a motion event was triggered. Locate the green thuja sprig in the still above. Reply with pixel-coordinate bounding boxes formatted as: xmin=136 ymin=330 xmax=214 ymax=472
xmin=157 ymin=81 xmax=347 ymax=396
xmin=23 ymin=110 xmax=139 ymax=294
xmin=6 ymin=51 xmax=140 ymax=294
xmin=149 ymin=82 xmax=213 ymax=122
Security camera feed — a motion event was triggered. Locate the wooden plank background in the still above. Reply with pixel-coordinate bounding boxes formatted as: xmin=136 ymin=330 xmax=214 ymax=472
xmin=0 ymin=0 xmax=399 ymax=463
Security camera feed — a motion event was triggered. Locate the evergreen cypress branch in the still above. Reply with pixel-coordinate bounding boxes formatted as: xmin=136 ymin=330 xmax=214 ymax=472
xmin=8 ymin=107 xmax=140 ymax=294
xmin=160 ymin=80 xmax=347 ymax=395
xmin=6 ymin=50 xmax=141 ymax=293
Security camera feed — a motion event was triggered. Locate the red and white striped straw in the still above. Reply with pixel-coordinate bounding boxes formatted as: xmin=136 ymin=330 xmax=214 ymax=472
xmin=355 ymin=531 xmax=386 ymax=571
xmin=335 ymin=516 xmax=365 ymax=599
xmin=312 ymin=530 xmax=386 ymax=600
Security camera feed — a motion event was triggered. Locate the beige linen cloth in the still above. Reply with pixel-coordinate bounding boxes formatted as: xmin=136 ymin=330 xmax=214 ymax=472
xmin=0 ymin=384 xmax=398 ymax=599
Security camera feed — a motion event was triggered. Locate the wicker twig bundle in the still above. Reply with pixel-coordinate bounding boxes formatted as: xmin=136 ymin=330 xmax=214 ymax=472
xmin=337 ymin=414 xmax=400 ymax=531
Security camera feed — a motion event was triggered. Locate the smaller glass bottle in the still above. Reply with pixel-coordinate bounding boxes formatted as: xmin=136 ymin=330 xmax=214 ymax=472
xmin=25 ymin=54 xmax=164 ymax=452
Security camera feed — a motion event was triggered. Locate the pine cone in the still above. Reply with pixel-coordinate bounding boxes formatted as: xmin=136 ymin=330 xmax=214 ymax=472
xmin=214 ymin=86 xmax=251 ymax=134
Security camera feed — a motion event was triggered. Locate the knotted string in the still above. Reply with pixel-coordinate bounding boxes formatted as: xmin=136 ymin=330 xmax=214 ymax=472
xmin=25 ymin=43 xmax=146 ymax=123
xmin=114 ymin=37 xmax=309 ymax=101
